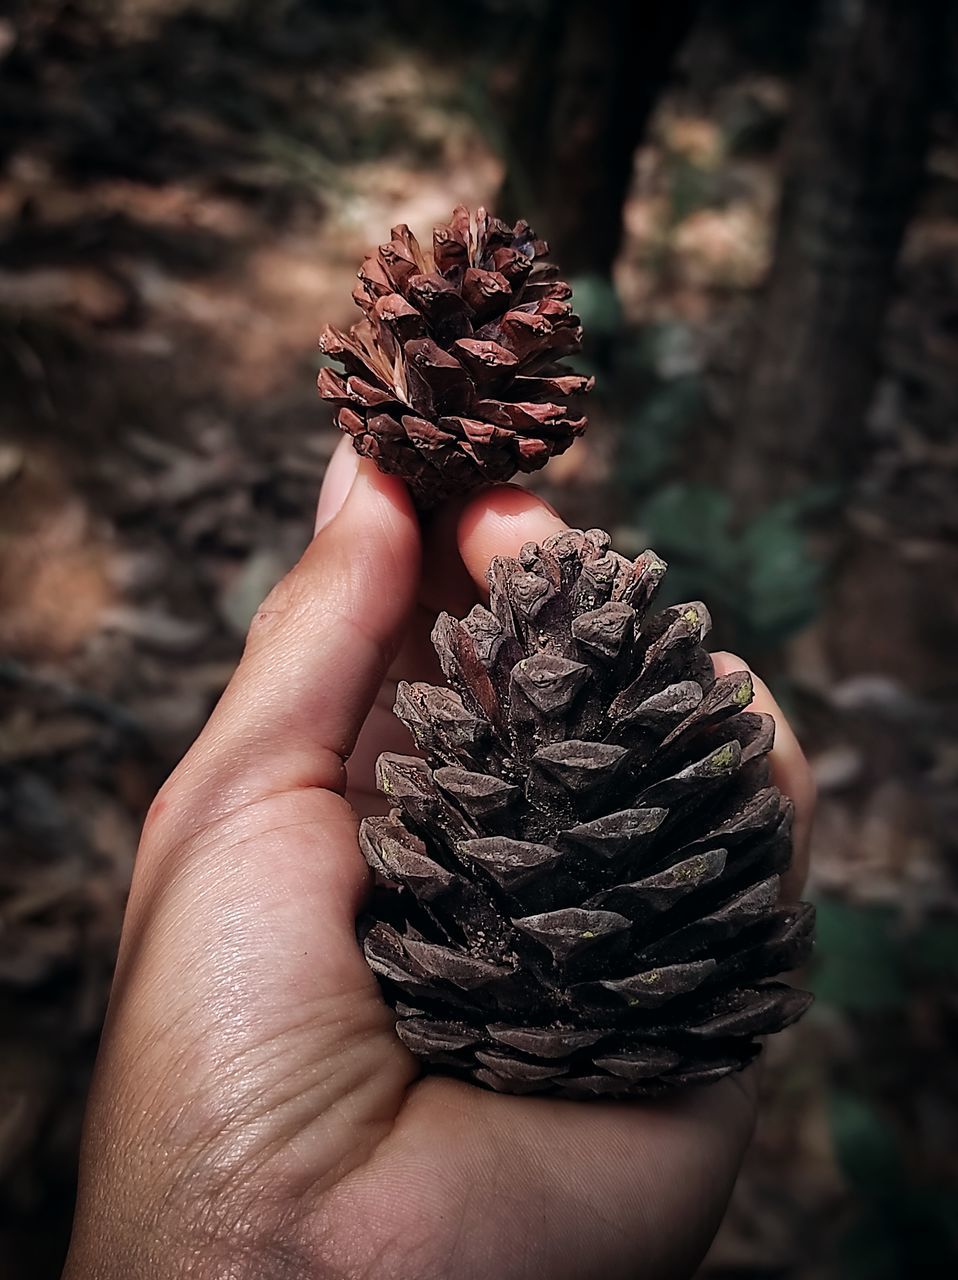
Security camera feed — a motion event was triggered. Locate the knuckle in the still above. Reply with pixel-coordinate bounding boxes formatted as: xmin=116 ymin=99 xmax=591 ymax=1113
xmin=141 ymin=773 xmax=183 ymax=849
xmin=139 ymin=756 xmax=234 ymax=865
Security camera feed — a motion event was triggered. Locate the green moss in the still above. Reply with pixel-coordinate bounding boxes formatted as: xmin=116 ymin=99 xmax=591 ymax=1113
xmin=710 ymin=743 xmax=737 ymax=770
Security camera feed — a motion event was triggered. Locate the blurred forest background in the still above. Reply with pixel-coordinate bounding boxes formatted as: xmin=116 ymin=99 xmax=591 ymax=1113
xmin=1 ymin=1 xmax=957 ymax=1276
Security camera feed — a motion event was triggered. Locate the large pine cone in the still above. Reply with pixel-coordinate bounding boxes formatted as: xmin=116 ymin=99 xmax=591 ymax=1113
xmin=360 ymin=528 xmax=814 ymax=1098
xmin=317 ymin=206 xmax=591 ymax=508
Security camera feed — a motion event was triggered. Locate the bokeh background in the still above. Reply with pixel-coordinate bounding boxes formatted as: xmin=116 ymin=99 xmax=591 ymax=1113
xmin=1 ymin=1 xmax=956 ymax=1276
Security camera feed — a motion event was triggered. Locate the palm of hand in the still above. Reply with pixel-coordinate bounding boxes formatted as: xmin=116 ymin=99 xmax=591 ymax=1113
xmin=66 ymin=457 xmax=812 ymax=1280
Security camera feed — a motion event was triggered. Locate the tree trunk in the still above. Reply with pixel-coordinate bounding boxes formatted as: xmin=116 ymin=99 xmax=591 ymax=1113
xmin=729 ymin=0 xmax=944 ymax=515
xmin=499 ymin=0 xmax=700 ymax=278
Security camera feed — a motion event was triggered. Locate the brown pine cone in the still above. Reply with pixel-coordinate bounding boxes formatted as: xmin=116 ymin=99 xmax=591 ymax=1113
xmin=359 ymin=528 xmax=814 ymax=1099
xmin=317 ymin=205 xmax=592 ymax=508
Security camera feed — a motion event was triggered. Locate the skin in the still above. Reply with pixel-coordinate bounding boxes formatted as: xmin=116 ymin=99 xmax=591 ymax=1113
xmin=63 ymin=438 xmax=815 ymax=1280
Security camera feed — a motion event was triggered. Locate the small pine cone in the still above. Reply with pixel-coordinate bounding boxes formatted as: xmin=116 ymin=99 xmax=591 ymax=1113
xmin=318 ymin=205 xmax=591 ymax=508
xmin=360 ymin=528 xmax=814 ymax=1098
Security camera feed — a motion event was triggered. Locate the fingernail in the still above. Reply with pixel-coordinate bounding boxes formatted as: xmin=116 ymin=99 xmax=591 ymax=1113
xmin=315 ymin=436 xmax=360 ymax=534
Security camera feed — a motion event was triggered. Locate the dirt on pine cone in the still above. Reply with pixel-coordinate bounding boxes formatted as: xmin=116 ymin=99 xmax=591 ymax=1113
xmin=317 ymin=205 xmax=592 ymax=507
xmin=359 ymin=527 xmax=814 ymax=1099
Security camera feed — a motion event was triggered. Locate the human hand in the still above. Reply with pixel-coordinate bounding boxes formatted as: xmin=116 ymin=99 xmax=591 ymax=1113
xmin=64 ymin=438 xmax=814 ymax=1280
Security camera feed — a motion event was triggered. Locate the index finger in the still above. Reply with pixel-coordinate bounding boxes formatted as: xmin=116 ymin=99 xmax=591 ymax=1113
xmin=457 ymin=484 xmax=569 ymax=591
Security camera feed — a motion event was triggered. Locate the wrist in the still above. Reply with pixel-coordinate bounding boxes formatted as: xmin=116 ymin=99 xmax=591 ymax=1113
xmin=63 ymin=1220 xmax=318 ymax=1280
xmin=63 ymin=1174 xmax=321 ymax=1280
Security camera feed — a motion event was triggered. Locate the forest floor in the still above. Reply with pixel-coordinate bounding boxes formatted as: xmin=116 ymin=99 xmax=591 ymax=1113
xmin=1 ymin=4 xmax=956 ymax=1277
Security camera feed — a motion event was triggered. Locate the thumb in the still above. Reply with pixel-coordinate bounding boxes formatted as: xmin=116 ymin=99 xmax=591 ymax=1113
xmin=149 ymin=449 xmax=421 ymax=847
xmin=70 ymin=450 xmax=422 ymax=1250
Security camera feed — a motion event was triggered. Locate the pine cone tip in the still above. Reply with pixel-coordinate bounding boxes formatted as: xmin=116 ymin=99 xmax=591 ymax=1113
xmin=318 ymin=205 xmax=591 ymax=508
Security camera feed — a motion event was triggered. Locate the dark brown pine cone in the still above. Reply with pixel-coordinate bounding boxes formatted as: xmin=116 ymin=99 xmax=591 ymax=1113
xmin=360 ymin=528 xmax=814 ymax=1098
xmin=317 ymin=205 xmax=591 ymax=508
